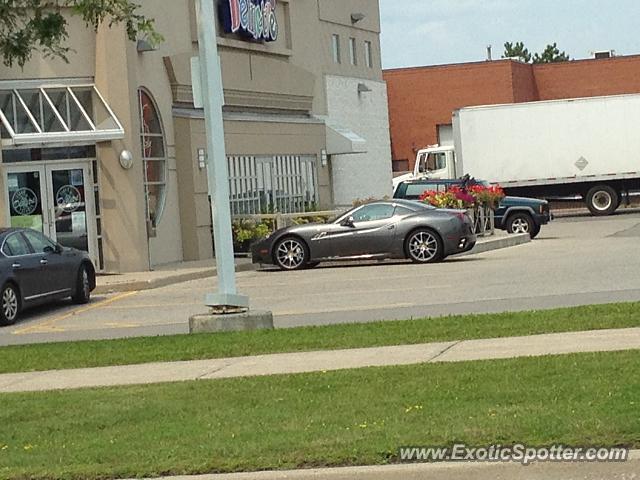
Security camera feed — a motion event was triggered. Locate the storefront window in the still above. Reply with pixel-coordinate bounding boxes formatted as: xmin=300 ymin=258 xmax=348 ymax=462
xmin=137 ymin=89 xmax=167 ymax=228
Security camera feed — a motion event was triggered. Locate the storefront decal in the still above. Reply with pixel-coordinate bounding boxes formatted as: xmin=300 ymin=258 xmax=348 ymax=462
xmin=56 ymin=185 xmax=82 ymax=213
xmin=220 ymin=0 xmax=278 ymax=42
xmin=11 ymin=188 xmax=38 ymax=216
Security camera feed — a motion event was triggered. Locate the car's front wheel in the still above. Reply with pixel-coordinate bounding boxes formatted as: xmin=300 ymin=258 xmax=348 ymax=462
xmin=405 ymin=229 xmax=443 ymax=264
xmin=0 ymin=283 xmax=20 ymax=326
xmin=274 ymin=237 xmax=309 ymax=271
xmin=72 ymin=265 xmax=91 ymax=304
xmin=507 ymin=213 xmax=535 ymax=237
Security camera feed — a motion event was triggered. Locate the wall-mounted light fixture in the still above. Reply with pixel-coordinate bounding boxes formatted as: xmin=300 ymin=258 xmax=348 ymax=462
xmin=137 ymin=39 xmax=157 ymax=53
xmin=197 ymin=148 xmax=207 ymax=169
xmin=321 ymin=149 xmax=328 ymax=167
xmin=351 ymin=13 xmax=366 ymax=24
xmin=357 ymin=83 xmax=372 ymax=94
xmin=119 ymin=150 xmax=134 ymax=169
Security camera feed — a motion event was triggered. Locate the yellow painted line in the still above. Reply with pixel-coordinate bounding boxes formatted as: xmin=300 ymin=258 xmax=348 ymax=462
xmin=12 ymin=291 xmax=140 ymax=335
xmin=104 ymin=302 xmax=195 ymax=310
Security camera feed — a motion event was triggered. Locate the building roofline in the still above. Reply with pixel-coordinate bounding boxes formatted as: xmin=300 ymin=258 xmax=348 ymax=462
xmin=383 ymin=53 xmax=640 ymax=76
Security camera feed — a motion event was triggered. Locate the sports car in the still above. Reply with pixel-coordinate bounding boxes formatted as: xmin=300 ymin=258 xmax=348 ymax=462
xmin=251 ymin=200 xmax=476 ymax=270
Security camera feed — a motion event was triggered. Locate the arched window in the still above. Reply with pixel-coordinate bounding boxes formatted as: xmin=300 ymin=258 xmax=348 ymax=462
xmin=138 ymin=89 xmax=167 ymax=228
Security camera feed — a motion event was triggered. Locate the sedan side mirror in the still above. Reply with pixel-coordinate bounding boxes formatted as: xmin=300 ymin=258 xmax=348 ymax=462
xmin=341 ymin=216 xmax=355 ymax=228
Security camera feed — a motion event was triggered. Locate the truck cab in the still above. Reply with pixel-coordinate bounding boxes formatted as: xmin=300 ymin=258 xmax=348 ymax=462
xmin=392 ymin=145 xmax=456 ymax=193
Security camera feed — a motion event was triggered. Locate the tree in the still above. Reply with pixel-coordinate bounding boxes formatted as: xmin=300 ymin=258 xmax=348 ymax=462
xmin=0 ymin=0 xmax=162 ymax=68
xmin=532 ymin=43 xmax=570 ymax=64
xmin=502 ymin=41 xmax=571 ymax=64
xmin=502 ymin=41 xmax=531 ymax=63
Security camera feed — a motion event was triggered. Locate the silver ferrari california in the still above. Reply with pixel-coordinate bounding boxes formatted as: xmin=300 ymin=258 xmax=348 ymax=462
xmin=251 ymin=200 xmax=476 ymax=271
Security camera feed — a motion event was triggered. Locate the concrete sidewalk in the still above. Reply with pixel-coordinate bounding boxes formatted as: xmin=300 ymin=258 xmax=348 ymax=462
xmin=131 ymin=451 xmax=640 ymax=480
xmin=1 ymin=327 xmax=638 ymax=394
xmin=95 ymin=233 xmax=529 ymax=295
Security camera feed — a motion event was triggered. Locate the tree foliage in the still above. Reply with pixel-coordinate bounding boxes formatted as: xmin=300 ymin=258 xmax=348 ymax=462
xmin=503 ymin=41 xmax=571 ymax=64
xmin=0 ymin=0 xmax=162 ymax=68
xmin=502 ymin=41 xmax=531 ymax=63
xmin=532 ymin=43 xmax=570 ymax=64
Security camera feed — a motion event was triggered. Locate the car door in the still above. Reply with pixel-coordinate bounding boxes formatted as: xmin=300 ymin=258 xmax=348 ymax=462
xmin=0 ymin=232 xmax=43 ymax=301
xmin=22 ymin=229 xmax=74 ymax=297
xmin=335 ymin=203 xmax=398 ymax=257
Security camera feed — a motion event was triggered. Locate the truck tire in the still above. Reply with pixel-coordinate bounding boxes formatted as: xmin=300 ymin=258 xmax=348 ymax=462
xmin=586 ymin=185 xmax=619 ymax=216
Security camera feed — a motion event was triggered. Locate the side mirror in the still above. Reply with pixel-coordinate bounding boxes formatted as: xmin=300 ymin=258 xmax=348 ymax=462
xmin=341 ymin=216 xmax=355 ymax=228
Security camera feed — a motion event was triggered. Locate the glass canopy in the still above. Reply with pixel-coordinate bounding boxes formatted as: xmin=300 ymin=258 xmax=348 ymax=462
xmin=0 ymin=84 xmax=124 ymax=146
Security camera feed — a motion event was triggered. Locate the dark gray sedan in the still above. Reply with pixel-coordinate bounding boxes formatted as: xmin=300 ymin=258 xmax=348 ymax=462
xmin=251 ymin=200 xmax=476 ymax=271
xmin=0 ymin=228 xmax=96 ymax=326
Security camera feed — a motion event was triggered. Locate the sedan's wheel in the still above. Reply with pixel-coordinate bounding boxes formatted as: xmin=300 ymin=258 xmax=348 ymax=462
xmin=507 ymin=213 xmax=534 ymax=236
xmin=0 ymin=283 xmax=19 ymax=326
xmin=72 ymin=265 xmax=91 ymax=304
xmin=406 ymin=229 xmax=443 ymax=264
xmin=274 ymin=237 xmax=309 ymax=271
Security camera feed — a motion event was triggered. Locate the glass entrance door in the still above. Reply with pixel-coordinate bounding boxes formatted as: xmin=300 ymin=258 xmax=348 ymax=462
xmin=5 ymin=163 xmax=97 ymax=265
xmin=46 ymin=165 xmax=91 ymax=254
xmin=7 ymin=168 xmax=47 ymax=233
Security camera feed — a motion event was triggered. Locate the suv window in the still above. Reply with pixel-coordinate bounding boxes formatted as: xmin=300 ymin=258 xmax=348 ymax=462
xmin=404 ymin=183 xmax=446 ymax=199
xmin=2 ymin=233 xmax=32 ymax=257
xmin=352 ymin=204 xmax=395 ymax=222
xmin=23 ymin=230 xmax=57 ymax=254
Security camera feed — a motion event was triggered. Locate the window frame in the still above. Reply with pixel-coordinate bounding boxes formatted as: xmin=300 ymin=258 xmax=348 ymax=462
xmin=332 ymin=34 xmax=341 ymax=64
xmin=137 ymin=88 xmax=168 ymax=229
xmin=364 ymin=40 xmax=373 ymax=68
xmin=349 ymin=37 xmax=357 ymax=66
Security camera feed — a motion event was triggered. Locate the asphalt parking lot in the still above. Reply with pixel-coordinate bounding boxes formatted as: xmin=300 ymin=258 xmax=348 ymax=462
xmin=2 ymin=211 xmax=640 ymax=346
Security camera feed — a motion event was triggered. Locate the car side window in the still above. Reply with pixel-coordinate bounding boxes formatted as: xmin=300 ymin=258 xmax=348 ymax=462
xmin=22 ymin=230 xmax=56 ymax=254
xmin=2 ymin=233 xmax=32 ymax=257
xmin=352 ymin=204 xmax=395 ymax=222
xmin=394 ymin=206 xmax=415 ymax=217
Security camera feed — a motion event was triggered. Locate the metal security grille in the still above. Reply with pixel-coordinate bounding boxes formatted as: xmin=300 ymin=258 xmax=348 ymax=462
xmin=228 ymin=155 xmax=318 ymax=215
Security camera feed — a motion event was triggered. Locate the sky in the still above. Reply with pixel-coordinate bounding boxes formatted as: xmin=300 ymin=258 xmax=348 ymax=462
xmin=379 ymin=0 xmax=640 ymax=69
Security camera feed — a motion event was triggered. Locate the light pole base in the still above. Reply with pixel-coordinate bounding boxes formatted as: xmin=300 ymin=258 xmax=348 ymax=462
xmin=205 ymin=293 xmax=250 ymax=310
xmin=189 ymin=310 xmax=274 ymax=333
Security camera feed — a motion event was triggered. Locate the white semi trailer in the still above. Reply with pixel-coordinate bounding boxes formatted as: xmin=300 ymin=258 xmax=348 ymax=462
xmin=394 ymin=93 xmax=640 ymax=215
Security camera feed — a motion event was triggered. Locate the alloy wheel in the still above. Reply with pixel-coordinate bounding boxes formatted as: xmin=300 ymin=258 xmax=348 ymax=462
xmin=276 ymin=239 xmax=306 ymax=270
xmin=2 ymin=286 xmax=18 ymax=322
xmin=408 ymin=231 xmax=439 ymax=262
xmin=511 ymin=218 xmax=531 ymax=234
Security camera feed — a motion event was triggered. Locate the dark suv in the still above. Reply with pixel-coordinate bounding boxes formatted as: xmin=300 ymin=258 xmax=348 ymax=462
xmin=393 ymin=178 xmax=551 ymax=238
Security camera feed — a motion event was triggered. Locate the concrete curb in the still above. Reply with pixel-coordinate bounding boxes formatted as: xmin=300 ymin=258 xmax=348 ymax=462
xmin=94 ymin=262 xmax=257 ymax=295
xmin=130 ymin=451 xmax=640 ymax=480
xmin=460 ymin=232 xmax=530 ymax=257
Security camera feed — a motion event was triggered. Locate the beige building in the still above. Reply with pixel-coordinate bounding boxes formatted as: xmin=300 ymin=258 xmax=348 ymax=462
xmin=0 ymin=0 xmax=392 ymax=273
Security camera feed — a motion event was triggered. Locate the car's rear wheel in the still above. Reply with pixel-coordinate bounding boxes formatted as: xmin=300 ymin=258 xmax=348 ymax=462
xmin=0 ymin=283 xmax=19 ymax=326
xmin=405 ymin=229 xmax=443 ymax=264
xmin=274 ymin=237 xmax=309 ymax=271
xmin=72 ymin=265 xmax=91 ymax=304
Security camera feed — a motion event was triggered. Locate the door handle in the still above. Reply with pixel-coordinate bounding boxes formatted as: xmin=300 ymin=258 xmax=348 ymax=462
xmin=40 ymin=259 xmax=48 ymax=265
xmin=11 ymin=263 xmax=21 ymax=269
xmin=387 ymin=225 xmax=396 ymax=230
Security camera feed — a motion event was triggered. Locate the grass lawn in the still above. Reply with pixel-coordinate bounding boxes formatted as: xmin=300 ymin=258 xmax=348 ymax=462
xmin=1 ymin=303 xmax=640 ymax=374
xmin=1 ymin=350 xmax=638 ymax=480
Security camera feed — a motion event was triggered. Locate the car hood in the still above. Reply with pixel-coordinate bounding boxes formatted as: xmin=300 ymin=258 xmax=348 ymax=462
xmin=501 ymin=196 xmax=547 ymax=207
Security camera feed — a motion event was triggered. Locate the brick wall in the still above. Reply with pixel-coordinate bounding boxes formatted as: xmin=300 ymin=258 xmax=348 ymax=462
xmin=384 ymin=55 xmax=640 ymax=170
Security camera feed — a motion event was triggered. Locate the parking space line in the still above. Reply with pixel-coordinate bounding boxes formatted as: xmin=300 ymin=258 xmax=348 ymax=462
xmin=12 ymin=291 xmax=140 ymax=335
